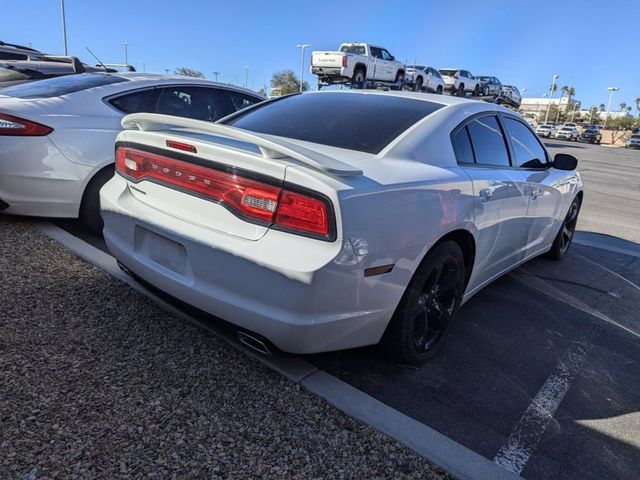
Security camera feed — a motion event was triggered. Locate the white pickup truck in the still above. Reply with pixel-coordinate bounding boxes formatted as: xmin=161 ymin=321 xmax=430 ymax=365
xmin=311 ymin=43 xmax=405 ymax=88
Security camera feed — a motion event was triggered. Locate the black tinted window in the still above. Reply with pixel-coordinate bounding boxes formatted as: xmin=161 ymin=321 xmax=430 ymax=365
xmin=0 ymin=73 xmax=127 ymax=98
xmin=466 ymin=116 xmax=510 ymax=167
xmin=224 ymin=91 xmax=262 ymax=112
xmin=452 ymin=127 xmax=475 ymax=164
xmin=225 ymin=93 xmax=444 ymax=154
xmin=154 ymin=86 xmax=223 ymax=121
xmin=503 ymin=118 xmax=547 ymax=167
xmin=0 ymin=52 xmax=28 ymax=60
xmin=108 ymin=89 xmax=154 ymax=114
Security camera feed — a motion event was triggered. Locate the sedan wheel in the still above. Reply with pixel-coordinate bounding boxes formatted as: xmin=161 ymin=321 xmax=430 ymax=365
xmin=381 ymin=241 xmax=465 ymax=365
xmin=547 ymin=197 xmax=581 ymax=260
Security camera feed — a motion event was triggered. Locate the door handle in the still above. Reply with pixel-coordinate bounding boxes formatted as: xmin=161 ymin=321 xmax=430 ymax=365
xmin=479 ymin=188 xmax=494 ymax=202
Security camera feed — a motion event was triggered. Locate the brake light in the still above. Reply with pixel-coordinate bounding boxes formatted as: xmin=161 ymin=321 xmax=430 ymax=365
xmin=342 ymin=56 xmax=348 ymax=68
xmin=0 ymin=113 xmax=53 ymax=136
xmin=166 ymin=140 xmax=197 ymax=153
xmin=115 ymin=147 xmax=333 ymax=238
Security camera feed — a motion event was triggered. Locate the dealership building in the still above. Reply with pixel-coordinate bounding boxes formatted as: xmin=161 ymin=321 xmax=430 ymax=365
xmin=519 ymin=96 xmax=582 ymax=121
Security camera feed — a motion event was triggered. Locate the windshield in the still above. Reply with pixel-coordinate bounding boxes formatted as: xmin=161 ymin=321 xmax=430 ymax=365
xmin=0 ymin=73 xmax=128 ymax=98
xmin=224 ymin=93 xmax=444 ymax=154
xmin=408 ymin=65 xmax=426 ymax=71
xmin=340 ymin=45 xmax=366 ymax=55
xmin=439 ymin=69 xmax=457 ymax=76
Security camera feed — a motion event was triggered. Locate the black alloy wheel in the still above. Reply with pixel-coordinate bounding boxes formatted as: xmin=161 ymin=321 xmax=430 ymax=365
xmin=547 ymin=196 xmax=581 ymax=260
xmin=381 ymin=241 xmax=465 ymax=365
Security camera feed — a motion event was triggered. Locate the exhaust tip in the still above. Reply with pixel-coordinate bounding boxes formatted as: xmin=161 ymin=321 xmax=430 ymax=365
xmin=237 ymin=331 xmax=272 ymax=356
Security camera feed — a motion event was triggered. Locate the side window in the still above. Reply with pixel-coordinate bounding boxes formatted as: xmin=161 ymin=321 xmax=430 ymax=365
xmin=0 ymin=52 xmax=28 ymax=60
xmin=108 ymin=89 xmax=154 ymax=114
xmin=381 ymin=49 xmax=392 ymax=61
xmin=369 ymin=47 xmax=382 ymax=59
xmin=503 ymin=117 xmax=548 ymax=168
xmin=224 ymin=91 xmax=262 ymax=113
xmin=452 ymin=127 xmax=475 ymax=164
xmin=465 ymin=116 xmax=511 ymax=167
xmin=153 ymin=86 xmax=224 ymax=121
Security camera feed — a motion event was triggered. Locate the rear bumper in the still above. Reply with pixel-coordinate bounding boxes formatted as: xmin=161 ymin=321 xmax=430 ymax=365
xmin=100 ymin=176 xmax=399 ymax=354
xmin=0 ymin=136 xmax=91 ymax=217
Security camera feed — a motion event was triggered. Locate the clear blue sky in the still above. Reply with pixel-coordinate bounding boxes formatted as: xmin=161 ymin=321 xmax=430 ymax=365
xmin=4 ymin=0 xmax=639 ymax=110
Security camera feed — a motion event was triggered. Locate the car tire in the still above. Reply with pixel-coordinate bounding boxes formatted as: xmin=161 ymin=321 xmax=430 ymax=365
xmin=351 ymin=68 xmax=366 ymax=89
xmin=473 ymin=84 xmax=480 ymax=96
xmin=547 ymin=196 xmax=581 ymax=261
xmin=436 ymin=85 xmax=443 ymax=95
xmin=415 ymin=76 xmax=423 ymax=92
xmin=380 ymin=240 xmax=465 ymax=365
xmin=483 ymin=86 xmax=490 ymax=96
xmin=392 ymin=71 xmax=405 ymax=90
xmin=79 ymin=165 xmax=114 ymax=234
xmin=457 ymin=84 xmax=464 ymax=96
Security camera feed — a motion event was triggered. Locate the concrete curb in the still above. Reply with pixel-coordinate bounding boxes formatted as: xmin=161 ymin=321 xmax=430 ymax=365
xmin=37 ymin=221 xmax=521 ymax=480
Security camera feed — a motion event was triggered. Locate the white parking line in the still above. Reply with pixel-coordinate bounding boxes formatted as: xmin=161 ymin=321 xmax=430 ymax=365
xmin=493 ymin=335 xmax=593 ymax=474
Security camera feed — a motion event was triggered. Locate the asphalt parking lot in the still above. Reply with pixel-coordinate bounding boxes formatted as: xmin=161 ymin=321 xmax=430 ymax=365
xmin=309 ymin=141 xmax=640 ymax=479
xmin=24 ymin=140 xmax=640 ymax=478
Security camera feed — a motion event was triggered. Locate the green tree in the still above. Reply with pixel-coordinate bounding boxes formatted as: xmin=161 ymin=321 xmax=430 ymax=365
xmin=619 ymin=102 xmax=628 ymax=112
xmin=270 ymin=70 xmax=309 ymax=95
xmin=599 ymin=103 xmax=606 ymax=112
xmin=257 ymin=87 xmax=267 ymax=97
xmin=174 ymin=67 xmax=204 ymax=78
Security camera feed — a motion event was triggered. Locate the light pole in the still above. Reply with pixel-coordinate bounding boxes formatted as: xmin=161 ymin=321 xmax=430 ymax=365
xmin=122 ymin=42 xmax=129 ymax=65
xmin=243 ymin=66 xmax=250 ymax=89
xmin=604 ymin=86 xmax=619 ymax=128
xmin=544 ymin=74 xmax=559 ymax=124
xmin=296 ymin=43 xmax=310 ymax=93
xmin=60 ymin=0 xmax=68 ymax=55
xmin=212 ymin=71 xmax=220 ymax=82
xmin=142 ymin=61 xmax=146 ymax=72
xmin=164 ymin=68 xmax=170 ymax=75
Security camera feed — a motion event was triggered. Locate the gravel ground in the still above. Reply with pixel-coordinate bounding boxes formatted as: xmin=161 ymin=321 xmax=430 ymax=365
xmin=0 ymin=215 xmax=448 ymax=480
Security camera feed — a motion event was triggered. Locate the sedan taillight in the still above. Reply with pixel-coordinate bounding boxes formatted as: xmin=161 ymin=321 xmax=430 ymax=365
xmin=0 ymin=113 xmax=53 ymax=136
xmin=115 ymin=146 xmax=334 ymax=239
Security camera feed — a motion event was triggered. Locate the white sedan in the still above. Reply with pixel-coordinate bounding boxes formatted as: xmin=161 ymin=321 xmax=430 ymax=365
xmin=101 ymin=91 xmax=583 ymax=365
xmin=0 ymin=73 xmax=263 ymax=230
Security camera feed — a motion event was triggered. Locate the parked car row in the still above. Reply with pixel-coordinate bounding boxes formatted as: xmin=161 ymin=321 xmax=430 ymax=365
xmin=534 ymin=122 xmax=603 ymax=144
xmin=310 ymin=42 xmax=522 ymax=107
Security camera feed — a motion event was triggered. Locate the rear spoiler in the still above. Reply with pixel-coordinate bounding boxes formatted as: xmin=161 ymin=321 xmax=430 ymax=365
xmin=121 ymin=113 xmax=363 ymax=177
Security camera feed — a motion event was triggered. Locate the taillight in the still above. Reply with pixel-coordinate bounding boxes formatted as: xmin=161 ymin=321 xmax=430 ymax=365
xmin=0 ymin=113 xmax=53 ymax=136
xmin=342 ymin=56 xmax=348 ymax=68
xmin=115 ymin=146 xmax=333 ymax=239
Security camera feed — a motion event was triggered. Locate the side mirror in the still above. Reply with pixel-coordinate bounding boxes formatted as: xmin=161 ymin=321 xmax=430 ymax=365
xmin=390 ymin=56 xmax=395 ymax=61
xmin=553 ymin=153 xmax=578 ymax=171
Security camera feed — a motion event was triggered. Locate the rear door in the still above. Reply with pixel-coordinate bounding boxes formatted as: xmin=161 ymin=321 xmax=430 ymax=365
xmin=368 ymin=47 xmax=385 ymax=81
xmin=380 ymin=49 xmax=396 ymax=81
xmin=452 ymin=114 xmax=531 ymax=287
xmin=501 ymin=115 xmax=565 ymax=252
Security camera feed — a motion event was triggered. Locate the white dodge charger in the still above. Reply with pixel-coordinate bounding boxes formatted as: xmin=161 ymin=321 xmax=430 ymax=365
xmin=101 ymin=91 xmax=582 ymax=365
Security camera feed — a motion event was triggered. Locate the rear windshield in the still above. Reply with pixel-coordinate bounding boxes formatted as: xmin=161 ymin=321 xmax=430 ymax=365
xmin=224 ymin=93 xmax=444 ymax=154
xmin=439 ymin=70 xmax=457 ymax=76
xmin=340 ymin=45 xmax=366 ymax=55
xmin=0 ymin=73 xmax=128 ymax=98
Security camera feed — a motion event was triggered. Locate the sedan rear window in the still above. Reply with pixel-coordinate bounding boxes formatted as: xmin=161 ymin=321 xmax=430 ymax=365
xmin=224 ymin=93 xmax=443 ymax=154
xmin=0 ymin=73 xmax=128 ymax=98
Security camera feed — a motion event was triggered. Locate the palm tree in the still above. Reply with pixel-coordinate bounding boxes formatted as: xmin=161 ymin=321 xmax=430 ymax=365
xmin=635 ymin=97 xmax=640 ymax=118
xmin=619 ymin=102 xmax=628 ymax=112
xmin=599 ymin=103 xmax=606 ymax=112
xmin=565 ymin=86 xmax=576 ymax=106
